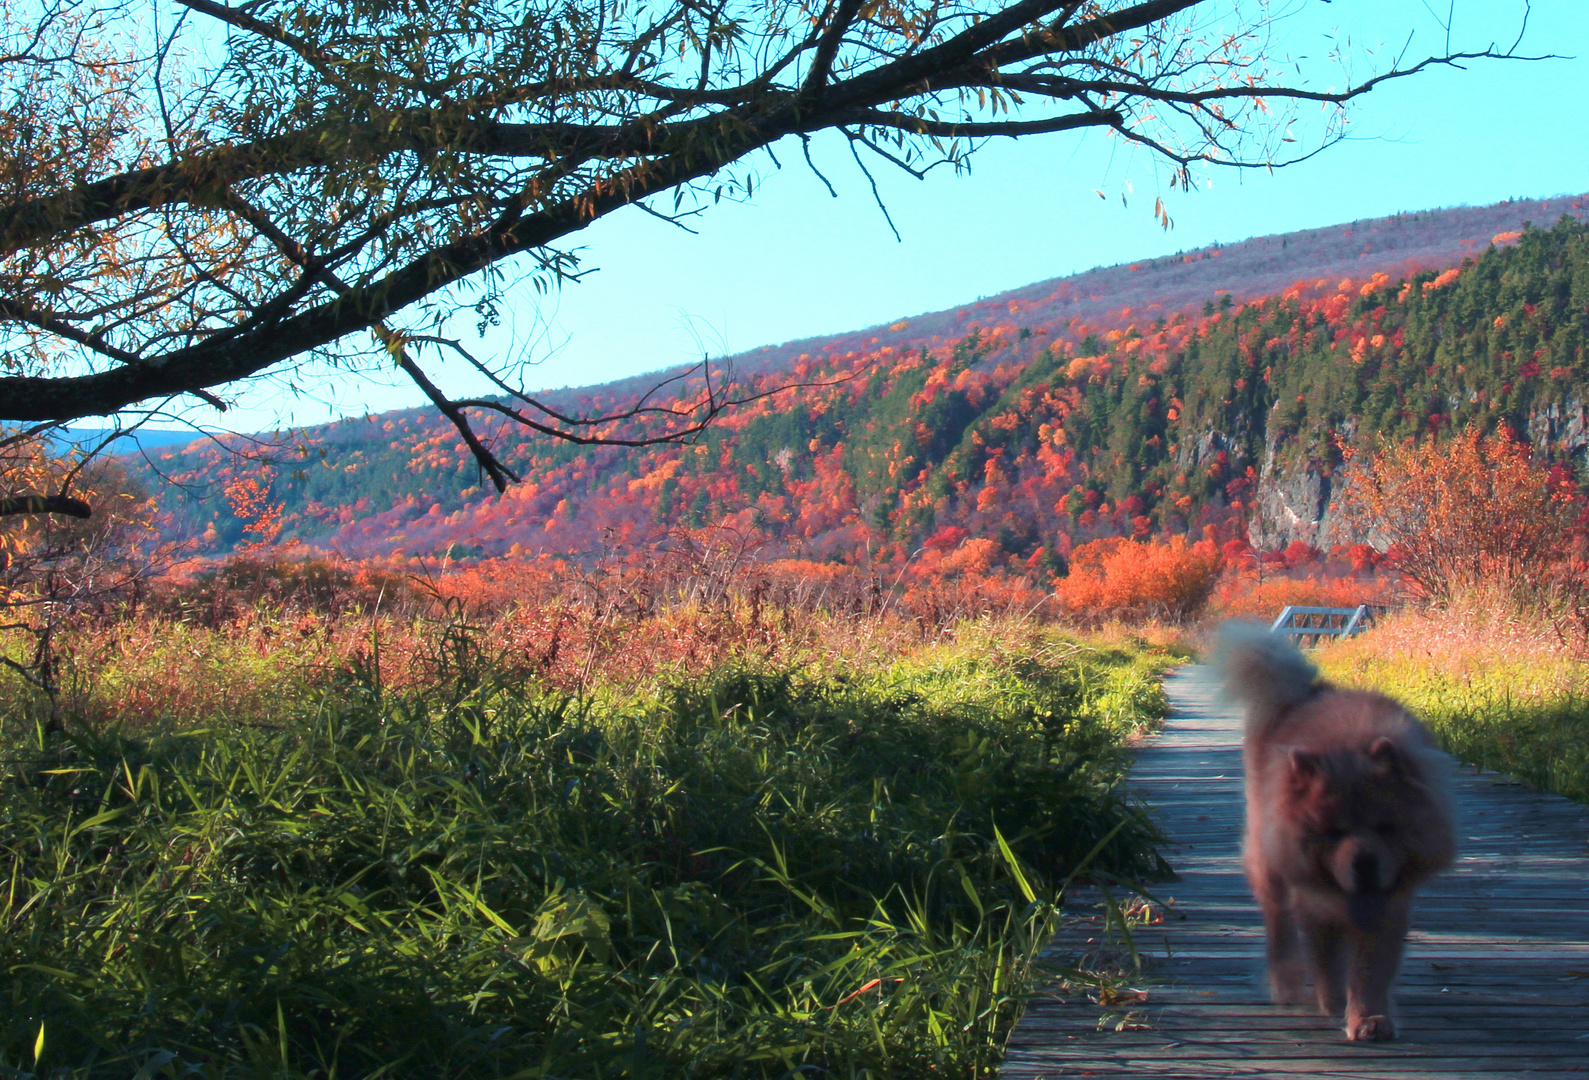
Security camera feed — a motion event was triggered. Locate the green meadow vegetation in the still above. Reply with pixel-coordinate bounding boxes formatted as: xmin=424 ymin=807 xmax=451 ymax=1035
xmin=1396 ymin=670 xmax=1589 ymax=805
xmin=0 ymin=617 xmax=1174 ymax=1079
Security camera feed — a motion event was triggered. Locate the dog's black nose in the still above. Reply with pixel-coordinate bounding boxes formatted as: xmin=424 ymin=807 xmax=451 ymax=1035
xmin=1352 ymin=851 xmax=1379 ymax=890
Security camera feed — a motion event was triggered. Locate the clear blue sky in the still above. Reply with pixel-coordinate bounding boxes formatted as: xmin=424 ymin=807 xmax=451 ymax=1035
xmin=219 ymin=0 xmax=1589 ymax=433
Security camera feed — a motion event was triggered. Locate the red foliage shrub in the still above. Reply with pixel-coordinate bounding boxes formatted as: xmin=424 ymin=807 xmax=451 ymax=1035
xmin=1282 ymin=540 xmax=1321 ymax=569
xmin=923 ymin=525 xmax=970 ymax=551
xmin=1339 ymin=544 xmax=1380 ymax=573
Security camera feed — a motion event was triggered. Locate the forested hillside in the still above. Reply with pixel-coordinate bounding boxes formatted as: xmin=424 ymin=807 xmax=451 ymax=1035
xmin=147 ymin=200 xmax=1589 ymax=566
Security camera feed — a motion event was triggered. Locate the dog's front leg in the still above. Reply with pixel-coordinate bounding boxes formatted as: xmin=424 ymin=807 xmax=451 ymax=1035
xmin=1343 ymin=898 xmax=1412 ymax=1041
xmin=1299 ymin=916 xmax=1346 ymax=1016
xmin=1254 ymin=877 xmax=1305 ymax=1005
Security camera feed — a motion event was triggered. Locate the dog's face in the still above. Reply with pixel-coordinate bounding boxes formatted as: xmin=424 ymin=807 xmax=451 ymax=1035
xmin=1284 ymin=737 xmax=1448 ymax=928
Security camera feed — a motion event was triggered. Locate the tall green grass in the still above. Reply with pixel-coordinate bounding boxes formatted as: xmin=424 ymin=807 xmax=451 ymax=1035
xmin=0 ymin=628 xmax=1171 ymax=1079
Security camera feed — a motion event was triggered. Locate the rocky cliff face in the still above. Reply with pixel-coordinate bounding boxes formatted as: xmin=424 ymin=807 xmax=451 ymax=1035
xmin=1248 ymin=412 xmax=1360 ymax=551
xmin=1250 ymin=456 xmax=1340 ymax=550
xmin=1528 ymin=398 xmax=1589 ymax=455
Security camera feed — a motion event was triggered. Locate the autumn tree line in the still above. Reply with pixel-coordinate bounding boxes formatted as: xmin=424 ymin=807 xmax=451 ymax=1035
xmin=94 ymin=218 xmax=1581 ymax=609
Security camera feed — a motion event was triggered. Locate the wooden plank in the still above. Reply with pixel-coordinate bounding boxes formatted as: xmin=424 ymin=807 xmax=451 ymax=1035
xmin=1018 ymin=1039 xmax=1589 ymax=1058
xmin=1003 ymin=1063 xmax=1589 ymax=1077
xmin=1001 ymin=663 xmax=1589 ymax=1080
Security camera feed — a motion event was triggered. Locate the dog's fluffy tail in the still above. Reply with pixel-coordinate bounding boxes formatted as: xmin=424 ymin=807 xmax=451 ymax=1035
xmin=1216 ymin=622 xmax=1319 ymax=739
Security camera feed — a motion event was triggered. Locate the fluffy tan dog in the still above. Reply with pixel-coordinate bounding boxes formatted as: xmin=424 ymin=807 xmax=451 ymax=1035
xmin=1218 ymin=624 xmax=1456 ymax=1041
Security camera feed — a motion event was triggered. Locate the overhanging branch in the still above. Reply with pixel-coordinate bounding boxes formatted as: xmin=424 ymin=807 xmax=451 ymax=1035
xmin=852 ymin=106 xmax=1121 ymax=138
xmin=0 ymin=494 xmax=92 ymax=518
xmin=0 ymin=0 xmax=1543 ymax=449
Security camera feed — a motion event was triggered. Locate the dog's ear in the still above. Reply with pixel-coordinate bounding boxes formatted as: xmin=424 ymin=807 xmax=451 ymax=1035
xmin=1368 ymin=736 xmax=1405 ymax=777
xmin=1288 ymin=748 xmax=1323 ymax=781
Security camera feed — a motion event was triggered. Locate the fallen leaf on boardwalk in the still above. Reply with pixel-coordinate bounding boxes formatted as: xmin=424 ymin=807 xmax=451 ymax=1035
xmin=1094 ymin=987 xmax=1150 ymax=1006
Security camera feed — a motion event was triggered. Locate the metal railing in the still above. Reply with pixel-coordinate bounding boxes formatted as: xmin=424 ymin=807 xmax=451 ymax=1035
xmin=1269 ymin=605 xmax=1379 ymax=646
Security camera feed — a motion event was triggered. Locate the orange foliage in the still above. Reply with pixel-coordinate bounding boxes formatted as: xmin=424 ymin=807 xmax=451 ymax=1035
xmin=1 ymin=435 xmax=164 ymax=593
xmin=224 ymin=473 xmax=286 ymax=550
xmin=1055 ymin=535 xmax=1224 ymax=621
xmin=939 ymin=536 xmax=1003 ymax=576
xmin=903 ymin=574 xmax=1049 ymax=626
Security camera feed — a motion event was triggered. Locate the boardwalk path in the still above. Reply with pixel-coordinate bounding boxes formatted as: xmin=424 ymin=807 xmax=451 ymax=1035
xmin=1002 ymin=664 xmax=1589 ymax=1078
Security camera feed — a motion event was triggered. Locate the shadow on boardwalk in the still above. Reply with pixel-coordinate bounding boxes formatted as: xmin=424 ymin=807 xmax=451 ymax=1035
xmin=1002 ymin=664 xmax=1589 ymax=1078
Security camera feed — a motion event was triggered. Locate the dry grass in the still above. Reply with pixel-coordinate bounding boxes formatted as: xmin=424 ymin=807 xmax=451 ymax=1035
xmin=0 ymin=549 xmax=1037 ymax=731
xmin=29 ymin=598 xmax=1031 ymax=733
xmin=1325 ymin=585 xmax=1587 ymax=696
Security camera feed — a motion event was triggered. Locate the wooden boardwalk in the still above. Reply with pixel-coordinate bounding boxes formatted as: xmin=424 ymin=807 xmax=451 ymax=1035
xmin=1002 ymin=664 xmax=1589 ymax=1078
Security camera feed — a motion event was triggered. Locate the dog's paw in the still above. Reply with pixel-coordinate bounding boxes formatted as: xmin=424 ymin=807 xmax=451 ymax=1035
xmin=1345 ymin=1014 xmax=1395 ymax=1041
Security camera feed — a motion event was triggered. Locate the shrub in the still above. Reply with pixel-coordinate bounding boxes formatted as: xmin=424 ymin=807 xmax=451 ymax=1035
xmin=1055 ymin=535 xmax=1224 ymax=622
xmin=147 ymin=554 xmax=417 ymax=624
xmin=1340 ymin=425 xmax=1581 ymax=604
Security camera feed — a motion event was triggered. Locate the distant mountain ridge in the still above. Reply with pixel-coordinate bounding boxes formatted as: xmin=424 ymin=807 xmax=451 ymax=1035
xmin=717 ymin=194 xmax=1585 ymax=378
xmin=59 ymin=428 xmax=205 ymax=453
xmin=142 ymin=193 xmax=1589 ymax=566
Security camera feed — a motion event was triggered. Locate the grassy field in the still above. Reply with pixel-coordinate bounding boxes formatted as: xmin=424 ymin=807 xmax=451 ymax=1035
xmin=1322 ymin=602 xmax=1589 ymax=805
xmin=0 ymin=617 xmax=1176 ymax=1079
